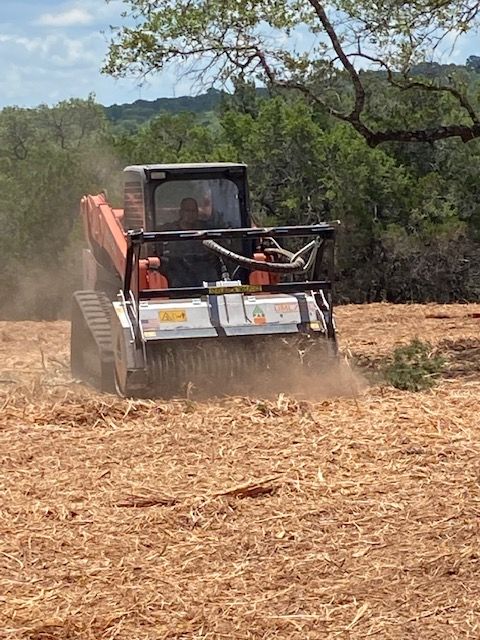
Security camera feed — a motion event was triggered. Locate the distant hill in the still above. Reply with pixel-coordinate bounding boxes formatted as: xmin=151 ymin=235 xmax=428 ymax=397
xmin=103 ymin=61 xmax=480 ymax=129
xmin=104 ymin=88 xmax=225 ymax=128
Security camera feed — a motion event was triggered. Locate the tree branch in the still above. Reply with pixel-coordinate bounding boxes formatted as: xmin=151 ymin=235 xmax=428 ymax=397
xmin=352 ymin=51 xmax=480 ymax=125
xmin=104 ymin=0 xmax=480 ymax=147
xmin=307 ymin=0 xmax=366 ymax=122
xmin=251 ymin=47 xmax=349 ymax=121
xmin=369 ymin=123 xmax=480 ymax=145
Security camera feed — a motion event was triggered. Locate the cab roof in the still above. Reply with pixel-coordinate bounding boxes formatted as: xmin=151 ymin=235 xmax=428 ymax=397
xmin=124 ymin=163 xmax=246 ymax=173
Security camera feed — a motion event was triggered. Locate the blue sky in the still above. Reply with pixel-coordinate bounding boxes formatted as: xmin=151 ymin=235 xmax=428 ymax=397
xmin=0 ymin=0 xmax=195 ymax=107
xmin=0 ymin=0 xmax=478 ymax=109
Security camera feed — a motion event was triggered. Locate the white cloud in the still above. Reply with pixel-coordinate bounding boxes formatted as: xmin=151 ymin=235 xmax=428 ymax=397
xmin=0 ymin=25 xmax=193 ymax=108
xmin=0 ymin=32 xmax=99 ymax=62
xmin=34 ymin=1 xmax=125 ymax=29
xmin=36 ymin=7 xmax=94 ymax=28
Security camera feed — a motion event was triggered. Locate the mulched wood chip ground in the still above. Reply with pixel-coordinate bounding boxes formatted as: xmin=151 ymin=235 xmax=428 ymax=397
xmin=0 ymin=303 xmax=479 ymax=639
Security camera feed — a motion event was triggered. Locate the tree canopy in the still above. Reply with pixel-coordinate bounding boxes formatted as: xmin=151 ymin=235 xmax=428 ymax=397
xmin=2 ymin=75 xmax=480 ymax=319
xmin=0 ymin=98 xmax=117 ymax=318
xmin=105 ymin=0 xmax=480 ymax=145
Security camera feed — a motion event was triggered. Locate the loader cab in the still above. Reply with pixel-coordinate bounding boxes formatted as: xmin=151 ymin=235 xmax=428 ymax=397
xmin=122 ymin=163 xmax=250 ymax=232
xmin=122 ymin=163 xmax=251 ymax=288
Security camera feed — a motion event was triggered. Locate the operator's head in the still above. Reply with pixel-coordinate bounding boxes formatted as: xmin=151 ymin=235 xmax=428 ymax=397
xmin=179 ymin=197 xmax=199 ymax=228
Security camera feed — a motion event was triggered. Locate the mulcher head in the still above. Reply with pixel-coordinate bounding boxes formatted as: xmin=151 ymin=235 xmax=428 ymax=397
xmin=108 ymin=224 xmax=338 ymax=397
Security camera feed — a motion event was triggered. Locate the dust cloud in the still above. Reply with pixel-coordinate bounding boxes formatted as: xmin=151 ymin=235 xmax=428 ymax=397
xmin=152 ymin=338 xmax=368 ymax=402
xmin=252 ymin=354 xmax=367 ymax=401
xmin=0 ymin=148 xmax=123 ymax=321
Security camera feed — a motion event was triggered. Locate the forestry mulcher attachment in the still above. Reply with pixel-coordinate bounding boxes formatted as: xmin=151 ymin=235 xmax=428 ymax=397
xmin=71 ymin=163 xmax=338 ymax=397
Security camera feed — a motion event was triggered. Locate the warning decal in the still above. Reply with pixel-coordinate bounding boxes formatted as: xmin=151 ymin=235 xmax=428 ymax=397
xmin=209 ymin=284 xmax=262 ymax=295
xmin=274 ymin=303 xmax=297 ymax=314
xmin=252 ymin=305 xmax=266 ymax=325
xmin=159 ymin=309 xmax=187 ymax=323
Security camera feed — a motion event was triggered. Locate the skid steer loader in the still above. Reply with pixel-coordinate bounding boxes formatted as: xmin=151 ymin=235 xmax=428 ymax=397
xmin=71 ymin=163 xmax=338 ymax=397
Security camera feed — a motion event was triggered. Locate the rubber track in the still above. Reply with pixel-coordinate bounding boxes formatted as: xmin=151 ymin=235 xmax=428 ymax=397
xmin=71 ymin=291 xmax=115 ymax=392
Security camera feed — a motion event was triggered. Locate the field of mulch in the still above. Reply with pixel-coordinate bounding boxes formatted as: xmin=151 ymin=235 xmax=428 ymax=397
xmin=1 ymin=303 xmax=479 ymax=639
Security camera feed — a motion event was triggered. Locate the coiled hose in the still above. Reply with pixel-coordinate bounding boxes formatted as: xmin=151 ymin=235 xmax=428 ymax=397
xmin=202 ymin=239 xmax=306 ymax=273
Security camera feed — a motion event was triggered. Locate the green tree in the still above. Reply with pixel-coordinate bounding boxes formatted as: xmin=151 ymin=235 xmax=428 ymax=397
xmin=112 ymin=111 xmax=221 ymax=164
xmin=108 ymin=86 xmax=479 ymax=302
xmin=105 ymin=0 xmax=480 ymax=146
xmin=0 ymin=98 xmax=111 ymax=318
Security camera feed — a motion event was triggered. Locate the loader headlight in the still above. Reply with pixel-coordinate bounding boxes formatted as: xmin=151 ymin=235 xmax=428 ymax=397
xmin=309 ymin=321 xmax=321 ymax=331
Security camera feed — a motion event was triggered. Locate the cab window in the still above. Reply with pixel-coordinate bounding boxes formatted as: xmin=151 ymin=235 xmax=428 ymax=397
xmin=154 ymin=178 xmax=241 ymax=230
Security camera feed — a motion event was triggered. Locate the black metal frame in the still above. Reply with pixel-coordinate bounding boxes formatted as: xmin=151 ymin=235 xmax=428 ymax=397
xmin=123 ymin=224 xmax=338 ymax=337
xmin=137 ymin=280 xmax=332 ymax=300
xmin=139 ymin=223 xmax=335 ymax=243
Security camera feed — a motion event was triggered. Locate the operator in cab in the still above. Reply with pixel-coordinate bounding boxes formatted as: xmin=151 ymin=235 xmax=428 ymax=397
xmin=157 ymin=197 xmax=203 ymax=232
xmin=159 ymin=197 xmax=221 ymax=287
xmin=176 ymin=197 xmax=203 ymax=229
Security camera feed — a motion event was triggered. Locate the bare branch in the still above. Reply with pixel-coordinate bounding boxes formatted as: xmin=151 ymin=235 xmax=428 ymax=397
xmin=251 ymin=48 xmax=348 ymax=121
xmin=351 ymin=51 xmax=480 ymax=125
xmin=369 ymin=122 xmax=480 ymax=145
xmin=307 ymin=0 xmax=366 ymax=122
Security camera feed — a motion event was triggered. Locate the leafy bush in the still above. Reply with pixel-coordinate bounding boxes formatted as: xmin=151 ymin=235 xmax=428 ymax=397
xmin=384 ymin=338 xmax=445 ymax=391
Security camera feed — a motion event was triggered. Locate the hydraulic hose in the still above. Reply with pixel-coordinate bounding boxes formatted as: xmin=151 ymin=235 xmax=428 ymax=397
xmin=202 ymin=239 xmax=306 ymax=273
xmin=264 ymin=247 xmax=295 ymax=261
